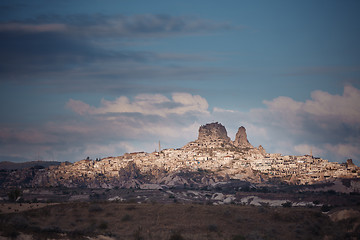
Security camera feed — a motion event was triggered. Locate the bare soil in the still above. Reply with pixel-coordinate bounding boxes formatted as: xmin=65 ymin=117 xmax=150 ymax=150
xmin=0 ymin=203 xmax=59 ymax=214
xmin=1 ymin=202 xmax=359 ymax=240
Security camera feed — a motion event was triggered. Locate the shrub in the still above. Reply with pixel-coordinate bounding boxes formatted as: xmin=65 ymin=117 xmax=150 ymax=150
xmin=208 ymin=224 xmax=218 ymax=232
xmin=8 ymin=188 xmax=21 ymax=202
xmin=133 ymin=226 xmax=144 ymax=240
xmin=321 ymin=204 xmax=332 ymax=212
xmin=98 ymin=221 xmax=108 ymax=230
xmin=282 ymin=201 xmax=292 ymax=208
xmin=121 ymin=214 xmax=132 ymax=222
xmin=232 ymin=234 xmax=246 ymax=240
xmin=169 ymin=232 xmax=184 ymax=240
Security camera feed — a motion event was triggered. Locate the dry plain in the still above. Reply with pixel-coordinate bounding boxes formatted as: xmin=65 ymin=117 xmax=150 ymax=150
xmin=1 ymin=201 xmax=360 ymax=240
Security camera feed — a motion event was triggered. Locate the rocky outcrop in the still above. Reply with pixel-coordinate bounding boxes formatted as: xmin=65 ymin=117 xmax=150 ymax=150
xmin=197 ymin=122 xmax=231 ymax=143
xmin=233 ymin=126 xmax=253 ymax=148
xmin=258 ymin=145 xmax=266 ymax=155
xmin=184 ymin=123 xmax=256 ymax=150
xmin=346 ymin=159 xmax=357 ymax=170
xmin=159 ymin=173 xmax=189 ymax=187
xmin=118 ymin=162 xmax=141 ymax=181
xmin=182 ymin=122 xmax=233 ymax=149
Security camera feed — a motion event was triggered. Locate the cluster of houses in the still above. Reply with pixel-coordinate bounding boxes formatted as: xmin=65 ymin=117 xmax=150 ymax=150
xmin=39 ymin=142 xmax=359 ymax=187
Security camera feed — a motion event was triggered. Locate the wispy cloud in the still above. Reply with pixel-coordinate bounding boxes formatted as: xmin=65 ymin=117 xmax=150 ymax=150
xmin=283 ymin=65 xmax=360 ymax=77
xmin=0 ymin=23 xmax=67 ymax=32
xmin=0 ymin=14 xmax=235 ymax=88
xmin=67 ymin=93 xmax=209 ymax=117
xmin=1 ymin=14 xmax=233 ymax=37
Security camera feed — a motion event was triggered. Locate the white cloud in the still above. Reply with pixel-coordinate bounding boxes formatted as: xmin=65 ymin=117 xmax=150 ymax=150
xmin=66 ymin=99 xmax=92 ymax=115
xmin=67 ymin=92 xmax=209 ymax=117
xmin=251 ymin=85 xmax=360 ymax=162
xmin=210 ymin=86 xmax=360 ymax=164
xmin=3 ymin=87 xmax=360 ymax=164
xmin=304 ymin=85 xmax=360 ymax=125
xmin=41 ymin=92 xmax=210 ymax=161
xmin=261 ymin=85 xmax=360 ymax=129
xmin=213 ymin=107 xmax=236 ymax=113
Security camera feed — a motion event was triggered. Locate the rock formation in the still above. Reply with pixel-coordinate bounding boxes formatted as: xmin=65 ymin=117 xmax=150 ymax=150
xmin=197 ymin=122 xmax=231 ymax=143
xmin=184 ymin=122 xmax=256 ymax=150
xmin=233 ymin=126 xmax=253 ymax=148
xmin=258 ymin=145 xmax=266 ymax=155
xmin=346 ymin=159 xmax=357 ymax=170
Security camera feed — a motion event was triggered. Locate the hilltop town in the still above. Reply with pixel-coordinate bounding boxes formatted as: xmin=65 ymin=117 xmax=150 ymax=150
xmin=2 ymin=122 xmax=359 ymax=191
xmin=2 ymin=122 xmax=360 ymax=240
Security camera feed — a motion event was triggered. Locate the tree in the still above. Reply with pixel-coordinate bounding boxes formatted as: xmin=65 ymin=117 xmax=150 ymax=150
xmin=8 ymin=188 xmax=21 ymax=202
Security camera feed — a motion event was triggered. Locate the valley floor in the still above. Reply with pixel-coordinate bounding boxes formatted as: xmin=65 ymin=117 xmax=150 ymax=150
xmin=1 ymin=202 xmax=360 ymax=240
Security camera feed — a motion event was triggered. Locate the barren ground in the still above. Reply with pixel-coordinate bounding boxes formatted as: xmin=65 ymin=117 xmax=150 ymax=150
xmin=1 ymin=202 xmax=360 ymax=240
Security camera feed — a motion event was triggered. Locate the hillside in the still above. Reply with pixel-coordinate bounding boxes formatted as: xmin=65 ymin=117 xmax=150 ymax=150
xmin=0 ymin=123 xmax=359 ymax=190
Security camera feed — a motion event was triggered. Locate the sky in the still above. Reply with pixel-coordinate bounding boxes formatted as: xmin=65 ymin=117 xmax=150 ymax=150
xmin=1 ymin=0 xmax=360 ymax=164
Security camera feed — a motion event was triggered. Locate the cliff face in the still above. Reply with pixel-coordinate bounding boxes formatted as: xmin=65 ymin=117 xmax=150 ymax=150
xmin=197 ymin=122 xmax=231 ymax=143
xmin=233 ymin=126 xmax=253 ymax=148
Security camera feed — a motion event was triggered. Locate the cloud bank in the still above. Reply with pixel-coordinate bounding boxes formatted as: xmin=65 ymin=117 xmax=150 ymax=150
xmin=251 ymin=85 xmax=360 ymax=161
xmin=0 ymin=14 xmax=233 ymax=86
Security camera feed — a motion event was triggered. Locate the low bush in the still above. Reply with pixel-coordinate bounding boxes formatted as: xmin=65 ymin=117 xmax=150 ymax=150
xmin=232 ymin=234 xmax=246 ymax=240
xmin=133 ymin=226 xmax=144 ymax=240
xmin=169 ymin=232 xmax=184 ymax=240
xmin=321 ymin=204 xmax=332 ymax=212
xmin=98 ymin=221 xmax=108 ymax=230
xmin=208 ymin=224 xmax=218 ymax=232
xmin=282 ymin=201 xmax=292 ymax=208
xmin=121 ymin=214 xmax=132 ymax=222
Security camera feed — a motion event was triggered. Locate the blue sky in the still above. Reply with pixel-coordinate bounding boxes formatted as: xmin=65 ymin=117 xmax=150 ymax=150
xmin=1 ymin=1 xmax=360 ymax=164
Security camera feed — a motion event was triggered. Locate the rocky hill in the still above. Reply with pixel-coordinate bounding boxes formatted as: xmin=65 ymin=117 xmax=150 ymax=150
xmin=0 ymin=122 xmax=359 ymax=190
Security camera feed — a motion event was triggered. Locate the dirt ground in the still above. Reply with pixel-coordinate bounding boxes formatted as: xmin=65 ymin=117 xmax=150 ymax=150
xmin=0 ymin=202 xmax=360 ymax=240
xmin=0 ymin=203 xmax=59 ymax=214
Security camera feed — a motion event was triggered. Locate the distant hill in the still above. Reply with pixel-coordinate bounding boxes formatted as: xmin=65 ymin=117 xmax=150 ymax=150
xmin=0 ymin=161 xmax=62 ymax=170
xmin=0 ymin=122 xmax=359 ymax=190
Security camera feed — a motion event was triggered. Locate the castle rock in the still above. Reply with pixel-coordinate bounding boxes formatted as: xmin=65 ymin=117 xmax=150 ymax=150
xmin=197 ymin=122 xmax=231 ymax=143
xmin=233 ymin=126 xmax=253 ymax=148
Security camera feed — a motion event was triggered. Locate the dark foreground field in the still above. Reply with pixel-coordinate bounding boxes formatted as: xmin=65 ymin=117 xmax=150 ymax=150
xmin=0 ymin=202 xmax=360 ymax=240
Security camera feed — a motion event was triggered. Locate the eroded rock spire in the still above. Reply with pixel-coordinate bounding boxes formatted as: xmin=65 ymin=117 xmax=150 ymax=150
xmin=233 ymin=126 xmax=253 ymax=148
